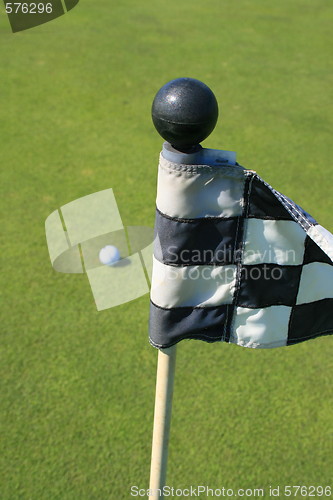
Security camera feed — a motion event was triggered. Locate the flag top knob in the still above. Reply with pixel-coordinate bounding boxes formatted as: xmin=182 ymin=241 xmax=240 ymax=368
xmin=151 ymin=77 xmax=219 ymax=152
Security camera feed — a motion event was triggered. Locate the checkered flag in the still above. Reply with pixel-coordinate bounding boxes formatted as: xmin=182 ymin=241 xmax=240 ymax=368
xmin=149 ymin=151 xmax=333 ymax=349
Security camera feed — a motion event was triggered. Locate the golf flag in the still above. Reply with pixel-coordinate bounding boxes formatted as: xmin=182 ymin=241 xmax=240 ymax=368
xmin=149 ymin=148 xmax=333 ymax=349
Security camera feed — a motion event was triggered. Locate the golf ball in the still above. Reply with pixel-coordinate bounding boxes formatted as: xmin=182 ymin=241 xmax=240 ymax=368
xmin=99 ymin=245 xmax=120 ymax=266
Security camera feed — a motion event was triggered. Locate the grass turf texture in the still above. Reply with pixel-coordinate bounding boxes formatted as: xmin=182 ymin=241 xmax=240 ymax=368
xmin=1 ymin=0 xmax=332 ymax=498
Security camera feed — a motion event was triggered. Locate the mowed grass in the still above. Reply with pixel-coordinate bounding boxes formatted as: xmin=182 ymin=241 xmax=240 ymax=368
xmin=0 ymin=1 xmax=332 ymax=498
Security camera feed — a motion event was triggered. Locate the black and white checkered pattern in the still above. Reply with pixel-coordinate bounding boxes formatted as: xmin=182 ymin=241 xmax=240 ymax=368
xmin=149 ymin=148 xmax=333 ymax=349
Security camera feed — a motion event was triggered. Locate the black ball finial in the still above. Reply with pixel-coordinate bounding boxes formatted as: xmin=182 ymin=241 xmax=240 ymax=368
xmin=152 ymin=77 xmax=219 ymax=150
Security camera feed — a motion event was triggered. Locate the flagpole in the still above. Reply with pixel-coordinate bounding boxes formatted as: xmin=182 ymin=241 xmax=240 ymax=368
xmin=149 ymin=345 xmax=177 ymax=500
xmin=149 ymin=78 xmax=218 ymax=498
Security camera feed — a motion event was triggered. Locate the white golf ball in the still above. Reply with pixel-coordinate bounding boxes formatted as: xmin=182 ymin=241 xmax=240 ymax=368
xmin=99 ymin=245 xmax=120 ymax=266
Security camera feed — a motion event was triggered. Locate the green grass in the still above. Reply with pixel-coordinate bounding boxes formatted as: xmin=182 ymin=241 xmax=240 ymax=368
xmin=1 ymin=0 xmax=333 ymax=498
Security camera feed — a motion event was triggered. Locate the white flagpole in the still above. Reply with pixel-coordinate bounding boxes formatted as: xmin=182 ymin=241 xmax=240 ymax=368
xmin=149 ymin=345 xmax=177 ymax=500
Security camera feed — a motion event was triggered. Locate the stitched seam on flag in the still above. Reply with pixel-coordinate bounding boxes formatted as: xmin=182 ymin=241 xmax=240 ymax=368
xmin=150 ymin=298 xmax=227 ymax=343
xmin=238 ymin=302 xmax=299 ymax=309
xmin=155 ymin=206 xmax=239 ymax=222
xmin=247 ymin=214 xmax=294 ymax=221
xmin=150 ymin=299 xmax=227 ymax=311
xmin=149 ymin=328 xmax=332 ymax=349
xmin=233 ymin=173 xmax=253 ymax=306
xmin=149 ymin=332 xmax=224 ymax=349
xmin=149 ymin=338 xmax=176 ymax=348
xmin=278 ymin=195 xmax=312 ymax=228
xmin=149 ymin=331 xmax=333 ymax=349
xmin=229 ymin=173 xmax=254 ymax=341
xmin=257 ymin=175 xmax=314 ymax=232
xmin=225 ymin=304 xmax=234 ymax=343
xmin=159 ymin=155 xmax=245 ymax=177
xmin=230 ymin=215 xmax=242 ymax=290
xmin=222 ymin=304 xmax=229 ymax=342
xmin=288 ymin=305 xmax=297 ymax=341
